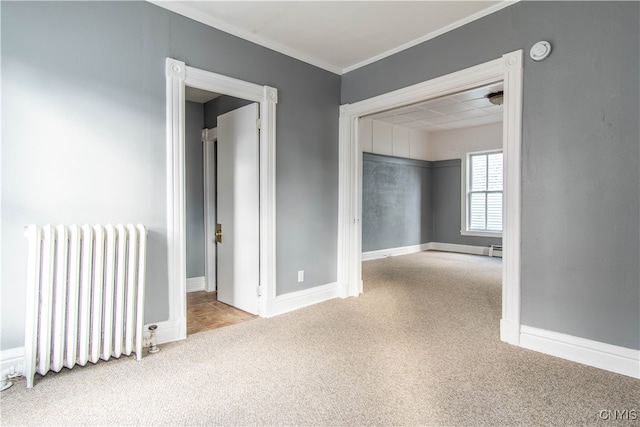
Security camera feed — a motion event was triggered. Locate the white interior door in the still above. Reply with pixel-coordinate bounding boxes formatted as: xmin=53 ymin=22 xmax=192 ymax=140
xmin=216 ymin=103 xmax=260 ymax=315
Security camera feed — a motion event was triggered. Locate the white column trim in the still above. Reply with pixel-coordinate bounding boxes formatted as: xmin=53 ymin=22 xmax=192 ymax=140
xmin=260 ymin=85 xmax=278 ymax=315
xmin=500 ymin=50 xmax=523 ymax=345
xmin=165 ymin=58 xmax=277 ymax=342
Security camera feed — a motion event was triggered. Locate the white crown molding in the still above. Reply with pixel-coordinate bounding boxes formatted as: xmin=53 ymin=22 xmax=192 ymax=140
xmin=342 ymin=1 xmax=520 ymax=74
xmin=148 ymin=1 xmax=342 ymax=75
xmin=149 ymin=1 xmax=519 ymax=76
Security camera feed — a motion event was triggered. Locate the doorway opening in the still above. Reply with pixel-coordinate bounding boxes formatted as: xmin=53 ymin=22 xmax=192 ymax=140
xmin=359 ymin=82 xmax=505 ymax=261
xmin=165 ymin=58 xmax=278 ymax=342
xmin=338 ymin=50 xmax=523 ymax=345
xmin=358 ymin=82 xmax=505 ymax=307
xmin=184 ymin=88 xmax=259 ymax=335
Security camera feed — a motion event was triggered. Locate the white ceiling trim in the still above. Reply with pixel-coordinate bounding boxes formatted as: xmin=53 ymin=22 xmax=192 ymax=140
xmin=148 ymin=0 xmax=343 ymax=74
xmin=342 ymin=0 xmax=520 ymax=74
xmin=149 ymin=0 xmax=519 ymax=76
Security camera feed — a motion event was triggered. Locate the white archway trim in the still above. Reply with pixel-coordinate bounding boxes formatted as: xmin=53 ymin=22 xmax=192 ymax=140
xmin=338 ymin=50 xmax=523 ymax=345
xmin=164 ymin=58 xmax=277 ymax=342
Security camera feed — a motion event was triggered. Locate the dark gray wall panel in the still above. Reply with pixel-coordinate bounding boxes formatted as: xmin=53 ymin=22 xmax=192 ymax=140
xmin=431 ymin=160 xmax=501 ymax=247
xmin=362 ymin=154 xmax=432 ymax=251
xmin=362 ymin=156 xmax=501 ymax=253
xmin=203 ymin=95 xmax=253 ymax=129
xmin=185 ymin=101 xmax=205 ymax=278
xmin=345 ymin=1 xmax=640 ymax=349
xmin=1 ymin=0 xmax=340 ymax=348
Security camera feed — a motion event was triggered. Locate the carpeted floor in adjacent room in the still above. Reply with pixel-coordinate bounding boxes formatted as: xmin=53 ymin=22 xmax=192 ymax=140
xmin=1 ymin=251 xmax=638 ymax=425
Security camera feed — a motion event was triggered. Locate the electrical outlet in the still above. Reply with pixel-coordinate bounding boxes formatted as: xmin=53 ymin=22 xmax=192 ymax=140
xmin=297 ymin=270 xmax=304 ymax=282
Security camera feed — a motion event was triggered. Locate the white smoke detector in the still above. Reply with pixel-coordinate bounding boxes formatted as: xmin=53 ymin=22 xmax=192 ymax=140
xmin=530 ymin=41 xmax=552 ymax=61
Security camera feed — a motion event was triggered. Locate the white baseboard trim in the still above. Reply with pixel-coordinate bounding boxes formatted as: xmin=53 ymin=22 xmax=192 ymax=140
xmin=362 ymin=243 xmax=431 ymax=261
xmin=144 ymin=319 xmax=184 ymax=345
xmin=264 ymin=282 xmax=340 ymax=318
xmin=362 ymin=242 xmax=493 ymax=261
xmin=186 ymin=276 xmax=206 ymax=293
xmin=500 ymin=319 xmax=520 ymax=345
xmin=1 ymin=346 xmax=25 ymax=379
xmin=519 ymin=325 xmax=640 ymax=379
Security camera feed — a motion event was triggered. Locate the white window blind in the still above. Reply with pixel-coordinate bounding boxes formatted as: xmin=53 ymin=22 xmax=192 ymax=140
xmin=468 ymin=151 xmax=503 ymax=232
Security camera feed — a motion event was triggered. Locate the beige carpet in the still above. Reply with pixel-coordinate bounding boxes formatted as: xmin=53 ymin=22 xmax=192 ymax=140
xmin=1 ymin=251 xmax=638 ymax=426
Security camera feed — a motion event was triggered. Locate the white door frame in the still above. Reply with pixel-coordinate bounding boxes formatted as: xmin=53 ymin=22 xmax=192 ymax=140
xmin=165 ymin=58 xmax=277 ymax=342
xmin=337 ymin=50 xmax=523 ymax=345
xmin=202 ymin=127 xmax=218 ymax=293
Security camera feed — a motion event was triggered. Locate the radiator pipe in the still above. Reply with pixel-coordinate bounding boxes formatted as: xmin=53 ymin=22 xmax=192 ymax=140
xmin=148 ymin=325 xmax=160 ymax=354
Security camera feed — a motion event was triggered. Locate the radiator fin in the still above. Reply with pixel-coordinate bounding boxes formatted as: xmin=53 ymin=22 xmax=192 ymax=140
xmin=24 ymin=224 xmax=147 ymax=388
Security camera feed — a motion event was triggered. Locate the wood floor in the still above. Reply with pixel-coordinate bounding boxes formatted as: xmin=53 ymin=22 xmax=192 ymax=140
xmin=186 ymin=291 xmax=256 ymax=335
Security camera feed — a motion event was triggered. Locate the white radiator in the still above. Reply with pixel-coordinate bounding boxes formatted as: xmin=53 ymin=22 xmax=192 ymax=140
xmin=24 ymin=224 xmax=147 ymax=388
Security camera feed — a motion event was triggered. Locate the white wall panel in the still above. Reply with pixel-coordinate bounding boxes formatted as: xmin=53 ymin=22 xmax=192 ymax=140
xmin=409 ymin=129 xmax=430 ymax=161
xmin=359 ymin=117 xmax=373 ymax=152
xmin=392 ymin=125 xmax=410 ymax=158
xmin=372 ymin=120 xmax=393 ymax=156
xmin=429 ymin=122 xmax=502 ymax=161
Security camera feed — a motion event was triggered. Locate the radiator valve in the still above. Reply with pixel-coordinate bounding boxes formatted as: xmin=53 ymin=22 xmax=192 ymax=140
xmin=148 ymin=325 xmax=160 ymax=354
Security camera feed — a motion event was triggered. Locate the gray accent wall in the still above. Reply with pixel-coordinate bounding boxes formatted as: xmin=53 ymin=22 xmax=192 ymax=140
xmin=362 ymin=155 xmax=500 ymax=252
xmin=362 ymin=154 xmax=432 ymax=251
xmin=185 ymin=101 xmax=205 ymax=278
xmin=1 ymin=1 xmax=340 ymax=350
xmin=346 ymin=1 xmax=640 ymax=349
xmin=430 ymin=160 xmax=501 ymax=248
xmin=204 ymin=95 xmax=253 ymax=129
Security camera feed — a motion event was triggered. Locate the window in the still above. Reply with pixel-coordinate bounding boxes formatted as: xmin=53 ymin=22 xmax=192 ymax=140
xmin=463 ymin=150 xmax=503 ymax=236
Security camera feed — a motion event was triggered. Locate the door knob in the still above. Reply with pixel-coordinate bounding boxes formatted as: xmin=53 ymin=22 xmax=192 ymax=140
xmin=215 ymin=224 xmax=223 ymax=243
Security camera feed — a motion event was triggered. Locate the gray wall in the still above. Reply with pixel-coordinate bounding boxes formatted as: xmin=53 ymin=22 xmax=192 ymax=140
xmin=345 ymin=1 xmax=640 ymax=349
xmin=362 ymin=155 xmax=500 ymax=252
xmin=185 ymin=101 xmax=205 ymax=278
xmin=1 ymin=1 xmax=340 ymax=350
xmin=204 ymin=95 xmax=253 ymax=129
xmin=362 ymin=154 xmax=432 ymax=251
xmin=431 ymin=160 xmax=501 ymax=247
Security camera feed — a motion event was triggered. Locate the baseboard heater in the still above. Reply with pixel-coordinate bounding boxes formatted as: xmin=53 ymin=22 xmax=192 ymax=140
xmin=489 ymin=244 xmax=503 ymax=257
xmin=23 ymin=224 xmax=147 ymax=388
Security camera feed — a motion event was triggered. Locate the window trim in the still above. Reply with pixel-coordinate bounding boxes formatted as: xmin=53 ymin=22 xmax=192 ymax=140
xmin=460 ymin=149 xmax=503 ymax=238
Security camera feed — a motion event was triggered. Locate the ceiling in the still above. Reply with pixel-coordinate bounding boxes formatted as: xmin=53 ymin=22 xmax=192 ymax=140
xmin=365 ymin=82 xmax=503 ymax=133
xmin=150 ymin=1 xmax=516 ymax=75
